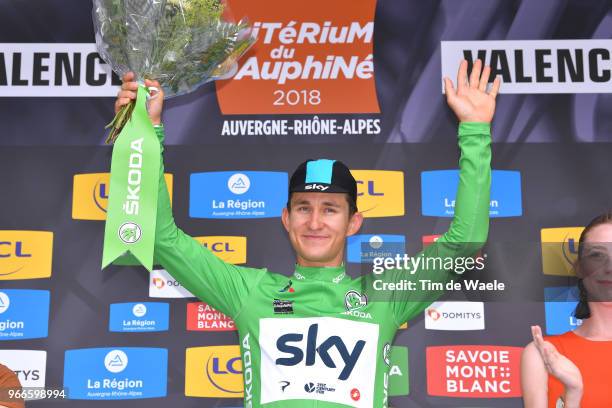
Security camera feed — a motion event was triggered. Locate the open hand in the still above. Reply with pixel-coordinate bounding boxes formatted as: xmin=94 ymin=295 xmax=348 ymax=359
xmin=531 ymin=325 xmax=583 ymax=392
xmin=444 ymin=59 xmax=500 ymax=123
xmin=115 ymin=72 xmax=164 ymax=125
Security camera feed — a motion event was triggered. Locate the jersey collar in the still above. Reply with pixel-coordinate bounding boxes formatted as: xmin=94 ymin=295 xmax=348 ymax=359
xmin=293 ymin=264 xmax=347 ymax=283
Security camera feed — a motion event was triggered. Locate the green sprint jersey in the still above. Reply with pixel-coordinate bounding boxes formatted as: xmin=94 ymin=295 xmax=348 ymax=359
xmin=152 ymin=122 xmax=491 ymax=407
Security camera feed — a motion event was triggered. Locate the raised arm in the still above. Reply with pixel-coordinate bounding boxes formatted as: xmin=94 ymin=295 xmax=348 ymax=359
xmin=115 ymin=74 xmax=264 ymax=317
xmin=389 ymin=60 xmax=498 ymax=325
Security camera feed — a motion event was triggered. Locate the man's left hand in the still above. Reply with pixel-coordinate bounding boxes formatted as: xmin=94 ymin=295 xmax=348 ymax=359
xmin=444 ymin=59 xmax=501 ymax=123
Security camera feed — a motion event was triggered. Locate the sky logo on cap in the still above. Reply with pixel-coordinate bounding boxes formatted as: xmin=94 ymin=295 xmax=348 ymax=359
xmin=544 ymin=286 xmax=582 ymax=335
xmin=185 ymin=345 xmax=243 ymax=398
xmin=109 ymin=302 xmax=169 ymax=333
xmin=72 ymin=173 xmax=173 ymax=220
xmin=0 ymin=231 xmax=53 ymax=280
xmin=351 ymin=170 xmax=404 ymax=218
xmin=421 ymin=170 xmax=522 ymax=217
xmin=190 ymin=171 xmax=287 ymax=219
xmin=0 ymin=289 xmax=49 ymax=340
xmin=63 ymin=347 xmax=167 ymax=400
xmin=541 ymin=227 xmax=584 ymax=276
xmin=347 ymin=234 xmax=405 ymax=263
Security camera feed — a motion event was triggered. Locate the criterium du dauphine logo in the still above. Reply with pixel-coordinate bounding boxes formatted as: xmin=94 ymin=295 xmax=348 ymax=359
xmin=0 ymin=292 xmax=9 ymax=313
xmin=104 ymin=350 xmax=128 ymax=374
xmin=118 ymin=222 xmax=142 ymax=244
xmin=227 ymin=173 xmax=251 ymax=195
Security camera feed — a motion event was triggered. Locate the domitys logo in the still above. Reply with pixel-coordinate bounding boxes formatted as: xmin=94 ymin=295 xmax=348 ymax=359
xmin=216 ymin=0 xmax=380 ymax=114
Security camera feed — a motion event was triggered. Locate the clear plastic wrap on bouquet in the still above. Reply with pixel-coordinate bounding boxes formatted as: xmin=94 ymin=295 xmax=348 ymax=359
xmin=93 ymin=0 xmax=255 ymax=98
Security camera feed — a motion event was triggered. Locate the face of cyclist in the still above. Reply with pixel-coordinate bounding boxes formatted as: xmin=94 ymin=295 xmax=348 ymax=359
xmin=579 ymin=224 xmax=612 ymax=304
xmin=282 ymin=192 xmax=362 ymax=267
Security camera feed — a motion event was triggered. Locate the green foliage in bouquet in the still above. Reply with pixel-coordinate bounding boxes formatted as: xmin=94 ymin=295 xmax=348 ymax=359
xmin=94 ymin=0 xmax=254 ymax=143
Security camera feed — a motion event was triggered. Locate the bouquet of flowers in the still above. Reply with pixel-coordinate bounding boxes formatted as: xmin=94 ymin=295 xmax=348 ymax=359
xmin=97 ymin=0 xmax=254 ymax=271
xmin=93 ymin=0 xmax=254 ymax=143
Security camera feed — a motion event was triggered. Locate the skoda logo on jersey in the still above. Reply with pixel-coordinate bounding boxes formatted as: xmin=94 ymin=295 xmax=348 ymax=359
xmin=104 ymin=350 xmax=128 ymax=373
xmin=227 ymin=173 xmax=250 ymax=195
xmin=345 ymin=290 xmax=367 ymax=311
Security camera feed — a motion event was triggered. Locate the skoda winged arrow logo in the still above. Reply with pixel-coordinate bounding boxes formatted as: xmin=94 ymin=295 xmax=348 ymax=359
xmin=345 ymin=290 xmax=367 ymax=311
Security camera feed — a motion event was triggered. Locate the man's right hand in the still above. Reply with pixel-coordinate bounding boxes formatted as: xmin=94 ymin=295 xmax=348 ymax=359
xmin=115 ymin=72 xmax=164 ymax=125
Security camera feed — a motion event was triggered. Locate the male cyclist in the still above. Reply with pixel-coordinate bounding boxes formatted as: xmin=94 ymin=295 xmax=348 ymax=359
xmin=114 ymin=59 xmax=500 ymax=407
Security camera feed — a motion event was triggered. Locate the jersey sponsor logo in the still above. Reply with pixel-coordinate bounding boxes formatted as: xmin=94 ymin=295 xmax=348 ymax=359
xmin=424 ymin=302 xmax=485 ymax=331
xmin=426 ymin=345 xmax=522 ymax=398
xmin=351 ymin=170 xmax=404 ymax=218
xmin=273 ymin=299 xmax=294 ymax=314
xmin=540 ymin=227 xmax=584 ymax=276
xmin=344 ymin=290 xmax=367 ymax=312
xmin=189 ymin=171 xmax=287 ymax=219
xmin=63 ymin=347 xmax=167 ymax=400
xmin=215 ymin=0 xmax=379 ymax=115
xmin=0 ymin=43 xmax=122 ymax=97
xmin=0 ymin=350 xmax=46 ymax=393
xmin=441 ymin=40 xmax=612 ymax=94
xmin=148 ymin=269 xmax=195 ymax=298
xmin=421 ymin=170 xmax=522 ymax=218
xmin=72 ymin=173 xmax=173 ymax=220
xmin=109 ymin=302 xmax=169 ymax=333
xmin=544 ymin=286 xmax=582 ymax=335
xmin=185 ymin=345 xmax=243 ymax=398
xmin=194 ymin=236 xmax=247 ymax=264
xmin=279 ymin=280 xmax=295 ymax=293
xmin=347 ymin=234 xmax=405 ymax=263
xmin=259 ymin=317 xmax=378 ymax=406
xmin=0 ymin=231 xmax=53 ymax=280
xmin=186 ymin=302 xmax=236 ymax=331
xmin=0 ymin=289 xmax=49 ymax=340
